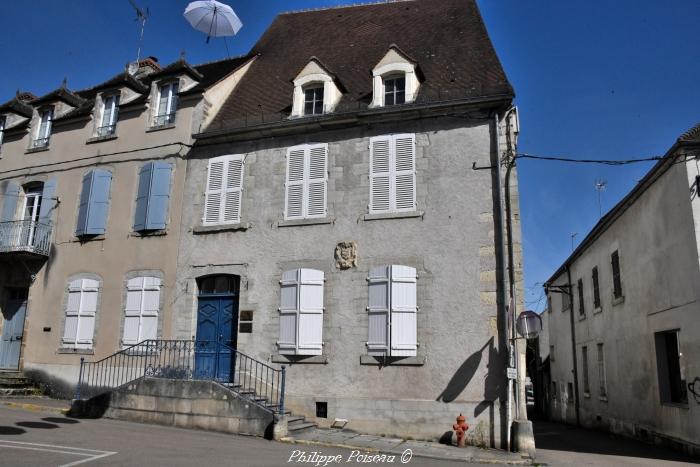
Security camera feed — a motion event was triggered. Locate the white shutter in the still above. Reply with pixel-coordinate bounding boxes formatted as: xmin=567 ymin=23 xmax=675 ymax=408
xmin=297 ymin=269 xmax=324 ymax=355
xmin=63 ymin=279 xmax=82 ymax=346
xmin=141 ymin=278 xmax=160 ymax=341
xmin=204 ymin=155 xmax=244 ymax=225
xmin=393 ymin=134 xmax=416 ymax=211
xmin=369 ymin=136 xmax=391 ymax=213
xmin=306 ymin=144 xmax=328 ymax=218
xmin=367 ymin=266 xmax=390 ymax=355
xmin=123 ymin=277 xmax=160 ymax=345
xmin=285 ymin=147 xmax=305 ymax=219
xmin=278 ymin=269 xmax=299 ymax=354
xmin=390 ymin=265 xmax=417 ymax=356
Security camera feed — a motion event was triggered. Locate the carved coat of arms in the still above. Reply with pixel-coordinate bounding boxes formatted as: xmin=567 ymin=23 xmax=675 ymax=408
xmin=335 ymin=241 xmax=358 ymax=269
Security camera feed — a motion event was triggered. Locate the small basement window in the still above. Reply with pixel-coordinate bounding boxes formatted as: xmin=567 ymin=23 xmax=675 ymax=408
xmin=239 ymin=310 xmax=253 ymax=333
xmin=316 ymin=401 xmax=328 ymax=418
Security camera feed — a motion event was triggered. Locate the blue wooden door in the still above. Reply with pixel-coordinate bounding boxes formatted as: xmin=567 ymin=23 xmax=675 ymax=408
xmin=0 ymin=298 xmax=27 ymax=370
xmin=194 ymin=296 xmax=237 ymax=381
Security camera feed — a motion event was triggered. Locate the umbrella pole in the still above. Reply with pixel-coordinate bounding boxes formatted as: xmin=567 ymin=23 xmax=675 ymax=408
xmin=224 ymin=37 xmax=230 ymax=57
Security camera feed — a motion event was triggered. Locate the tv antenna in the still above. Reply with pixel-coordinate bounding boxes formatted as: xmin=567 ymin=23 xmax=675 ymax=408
xmin=128 ymin=0 xmax=150 ymax=67
xmin=594 ymin=178 xmax=607 ymax=218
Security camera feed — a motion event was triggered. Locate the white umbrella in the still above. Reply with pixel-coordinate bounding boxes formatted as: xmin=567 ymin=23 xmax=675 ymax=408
xmin=184 ymin=1 xmax=242 ymax=43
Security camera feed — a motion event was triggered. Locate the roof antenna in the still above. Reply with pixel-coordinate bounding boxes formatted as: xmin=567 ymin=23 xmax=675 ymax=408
xmin=594 ymin=178 xmax=607 ymax=219
xmin=127 ymin=0 xmax=150 ymax=74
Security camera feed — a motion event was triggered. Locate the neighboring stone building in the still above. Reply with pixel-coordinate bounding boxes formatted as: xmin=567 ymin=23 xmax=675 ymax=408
xmin=0 ymin=54 xmax=254 ymax=391
xmin=174 ymin=0 xmax=523 ymax=445
xmin=544 ymin=124 xmax=700 ymax=455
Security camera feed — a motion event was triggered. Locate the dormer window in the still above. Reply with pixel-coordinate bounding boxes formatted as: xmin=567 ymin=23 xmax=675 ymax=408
xmin=304 ymin=86 xmax=325 ymax=116
xmin=0 ymin=115 xmax=5 ymax=147
xmin=291 ymin=57 xmax=344 ymax=118
xmin=384 ymin=76 xmax=406 ymax=106
xmin=31 ymin=107 xmax=53 ymax=149
xmin=370 ymin=45 xmax=422 ymax=109
xmin=97 ymin=94 xmax=119 ymax=137
xmin=153 ymin=81 xmax=178 ymax=127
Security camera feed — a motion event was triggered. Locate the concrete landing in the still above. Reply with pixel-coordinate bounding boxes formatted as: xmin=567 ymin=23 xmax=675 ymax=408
xmin=283 ymin=428 xmax=532 ymax=465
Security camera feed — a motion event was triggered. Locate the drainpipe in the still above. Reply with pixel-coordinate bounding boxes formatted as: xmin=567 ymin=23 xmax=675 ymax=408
xmin=565 ymin=265 xmax=581 ymax=426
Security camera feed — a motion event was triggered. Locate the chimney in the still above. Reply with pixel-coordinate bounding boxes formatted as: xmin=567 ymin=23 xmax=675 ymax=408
xmin=129 ymin=56 xmax=161 ymax=79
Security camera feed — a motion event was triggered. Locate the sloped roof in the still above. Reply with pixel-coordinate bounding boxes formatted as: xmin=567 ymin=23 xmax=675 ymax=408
xmin=180 ymin=54 xmax=255 ymax=96
xmin=32 ymin=87 xmax=86 ymax=107
xmin=0 ymin=95 xmax=33 ymax=118
xmin=76 ymin=71 xmax=149 ymax=98
xmin=210 ymin=0 xmax=514 ymax=129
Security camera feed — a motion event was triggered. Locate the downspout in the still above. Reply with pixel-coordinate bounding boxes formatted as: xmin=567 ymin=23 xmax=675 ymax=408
xmin=565 ymin=265 xmax=581 ymax=426
xmin=493 ymin=112 xmax=512 ymax=450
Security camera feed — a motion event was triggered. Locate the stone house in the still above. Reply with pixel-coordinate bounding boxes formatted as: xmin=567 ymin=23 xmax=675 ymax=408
xmin=544 ymin=124 xmax=700 ymax=455
xmin=174 ymin=0 xmax=523 ymax=445
xmin=0 ymin=54 xmax=254 ymax=391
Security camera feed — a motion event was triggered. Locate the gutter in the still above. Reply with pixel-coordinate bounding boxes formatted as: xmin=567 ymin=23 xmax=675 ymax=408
xmin=566 ymin=266 xmax=581 ymax=426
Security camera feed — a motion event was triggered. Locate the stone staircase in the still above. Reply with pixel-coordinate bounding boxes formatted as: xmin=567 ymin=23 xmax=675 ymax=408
xmin=286 ymin=413 xmax=317 ymax=434
xmin=0 ymin=372 xmax=42 ymax=398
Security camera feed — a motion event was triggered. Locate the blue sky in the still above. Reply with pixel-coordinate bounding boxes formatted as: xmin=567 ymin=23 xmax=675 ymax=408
xmin=1 ymin=1 xmax=698 ymax=312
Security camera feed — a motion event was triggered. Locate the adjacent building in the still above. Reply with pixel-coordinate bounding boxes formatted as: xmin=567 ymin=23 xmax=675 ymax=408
xmin=174 ymin=0 xmax=523 ymax=444
xmin=0 ymin=54 xmax=253 ymax=392
xmin=544 ymin=124 xmax=700 ymax=455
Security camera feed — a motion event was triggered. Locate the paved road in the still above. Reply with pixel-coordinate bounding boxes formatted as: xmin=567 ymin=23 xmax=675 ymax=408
xmin=534 ymin=419 xmax=698 ymax=466
xmin=0 ymin=405 xmax=468 ymax=467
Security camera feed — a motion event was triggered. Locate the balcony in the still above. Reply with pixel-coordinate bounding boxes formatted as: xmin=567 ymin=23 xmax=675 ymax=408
xmin=0 ymin=220 xmax=52 ymax=257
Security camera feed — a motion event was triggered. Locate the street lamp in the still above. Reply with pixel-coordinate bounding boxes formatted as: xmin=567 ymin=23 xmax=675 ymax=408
xmin=516 ymin=310 xmax=543 ymax=339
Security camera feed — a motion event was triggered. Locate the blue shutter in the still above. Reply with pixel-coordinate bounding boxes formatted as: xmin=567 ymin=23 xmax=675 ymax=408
xmin=145 ymin=162 xmax=172 ymax=230
xmin=75 ymin=173 xmax=93 ymax=236
xmin=85 ymin=170 xmax=112 ymax=235
xmin=38 ymin=178 xmax=57 ymax=225
xmin=1 ymin=181 xmax=20 ymax=222
xmin=133 ymin=163 xmax=153 ymax=231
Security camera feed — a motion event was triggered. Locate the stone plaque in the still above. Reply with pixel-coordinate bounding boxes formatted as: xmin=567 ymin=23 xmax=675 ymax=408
xmin=335 ymin=241 xmax=358 ymax=269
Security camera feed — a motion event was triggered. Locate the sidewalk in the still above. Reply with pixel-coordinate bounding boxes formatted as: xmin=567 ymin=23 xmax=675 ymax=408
xmin=283 ymin=427 xmax=532 ymax=465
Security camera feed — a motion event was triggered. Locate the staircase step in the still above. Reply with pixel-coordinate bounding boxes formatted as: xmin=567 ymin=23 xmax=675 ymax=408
xmin=287 ymin=415 xmax=305 ymax=424
xmin=287 ymin=421 xmax=317 ymax=433
xmin=0 ymin=381 xmax=31 ymax=388
xmin=0 ymin=388 xmax=38 ymax=397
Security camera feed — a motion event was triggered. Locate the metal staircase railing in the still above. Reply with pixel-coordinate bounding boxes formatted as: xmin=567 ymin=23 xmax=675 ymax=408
xmin=73 ymin=339 xmax=286 ymax=414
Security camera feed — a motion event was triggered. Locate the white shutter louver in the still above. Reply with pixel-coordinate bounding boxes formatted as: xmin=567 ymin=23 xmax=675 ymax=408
xmin=393 ymin=134 xmax=416 ymax=211
xmin=366 ymin=265 xmax=418 ymax=357
xmin=123 ymin=277 xmax=161 ymax=345
xmin=367 ymin=266 xmax=390 ymax=355
xmin=203 ymin=155 xmax=244 ymax=225
xmin=297 ymin=269 xmax=324 ymax=355
xmin=369 ymin=136 xmax=391 ymax=213
xmin=63 ymin=278 xmax=99 ymax=349
xmin=285 ymin=144 xmax=327 ymax=220
xmin=278 ymin=269 xmax=300 ymax=354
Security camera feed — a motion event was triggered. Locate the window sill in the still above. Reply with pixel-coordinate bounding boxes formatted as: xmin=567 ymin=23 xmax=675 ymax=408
xmin=56 ymin=347 xmax=94 ymax=355
xmin=26 ymin=146 xmax=50 ymax=154
xmin=192 ymin=222 xmax=251 ymax=234
xmin=130 ymin=230 xmax=167 ymax=237
xmin=277 ymin=217 xmax=334 ymax=228
xmin=362 ymin=210 xmax=424 ymax=222
xmin=593 ymin=306 xmax=603 ymax=314
xmin=599 ymin=396 xmax=608 ymax=402
xmin=72 ymin=234 xmax=106 ymax=243
xmin=359 ymin=355 xmax=426 ymax=366
xmin=146 ymin=122 xmax=176 ymax=133
xmin=583 ymin=392 xmax=591 ymax=399
xmin=271 ymin=354 xmax=328 ymax=364
xmin=612 ymin=296 xmax=625 ymax=306
xmin=86 ymin=134 xmax=118 ymax=144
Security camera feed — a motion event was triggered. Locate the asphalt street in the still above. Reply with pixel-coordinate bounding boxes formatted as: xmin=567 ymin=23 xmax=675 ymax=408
xmin=0 ymin=405 xmax=467 ymax=467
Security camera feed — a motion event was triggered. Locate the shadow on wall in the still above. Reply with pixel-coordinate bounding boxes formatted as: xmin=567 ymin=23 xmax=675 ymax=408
xmin=24 ymin=368 xmax=75 ymax=400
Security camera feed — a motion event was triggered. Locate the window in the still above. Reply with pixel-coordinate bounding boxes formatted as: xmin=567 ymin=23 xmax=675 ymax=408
xmin=550 ymin=345 xmax=555 ymax=362
xmin=562 ymin=290 xmax=571 ymax=311
xmin=577 ymin=278 xmax=585 ymax=316
xmin=611 ymin=250 xmax=622 ymax=299
xmin=383 ymin=76 xmax=406 ymax=106
xmin=303 ymin=86 xmax=324 ymax=116
xmin=63 ymin=278 xmax=99 ymax=349
xmin=76 ymin=170 xmax=112 ymax=236
xmin=198 ymin=275 xmax=239 ymax=295
xmin=278 ymin=268 xmax=325 ymax=356
xmin=582 ymin=346 xmax=590 ymax=395
xmin=551 ymin=381 xmax=557 ymax=399
xmin=369 ymin=134 xmax=416 ymax=213
xmin=97 ymin=94 xmax=119 ymax=137
xmin=367 ymin=265 xmax=418 ymax=357
xmin=655 ymin=330 xmax=687 ymax=404
xmin=203 ymin=155 xmax=244 ymax=225
xmin=547 ymin=295 xmax=553 ymax=313
xmin=154 ymin=82 xmax=178 ymax=126
xmin=239 ymin=310 xmax=253 ymax=334
xmin=285 ymin=144 xmax=328 ymax=220
xmin=18 ymin=184 xmax=43 ymax=247
xmin=592 ymin=266 xmax=601 ymax=309
xmin=122 ymin=276 xmax=161 ymax=345
xmin=567 ymin=382 xmax=574 ymax=402
xmin=597 ymin=343 xmax=607 ymax=398
xmin=134 ymin=162 xmax=172 ymax=231
xmin=32 ymin=107 xmax=53 ymax=148
xmin=0 ymin=115 xmax=5 ymax=147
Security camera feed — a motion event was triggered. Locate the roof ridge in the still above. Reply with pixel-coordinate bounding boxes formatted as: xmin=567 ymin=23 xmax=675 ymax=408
xmin=280 ymin=0 xmax=415 ymax=16
xmin=193 ymin=53 xmax=251 ymax=68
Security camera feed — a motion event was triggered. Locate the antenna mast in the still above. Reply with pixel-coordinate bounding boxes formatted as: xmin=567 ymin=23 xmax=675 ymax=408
xmin=128 ymin=0 xmax=149 ymax=63
xmin=594 ymin=178 xmax=607 ymax=219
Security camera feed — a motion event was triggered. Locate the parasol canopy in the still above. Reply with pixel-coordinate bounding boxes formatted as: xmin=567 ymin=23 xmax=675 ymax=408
xmin=184 ymin=1 xmax=242 ymax=43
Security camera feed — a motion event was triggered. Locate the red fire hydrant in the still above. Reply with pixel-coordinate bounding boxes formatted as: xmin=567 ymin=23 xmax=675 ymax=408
xmin=453 ymin=413 xmax=469 ymax=447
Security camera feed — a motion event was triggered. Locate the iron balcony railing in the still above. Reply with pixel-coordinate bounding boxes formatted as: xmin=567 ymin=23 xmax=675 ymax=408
xmin=0 ymin=220 xmax=52 ymax=256
xmin=152 ymin=112 xmax=176 ymax=127
xmin=74 ymin=339 xmax=286 ymax=415
xmin=30 ymin=137 xmax=50 ymax=149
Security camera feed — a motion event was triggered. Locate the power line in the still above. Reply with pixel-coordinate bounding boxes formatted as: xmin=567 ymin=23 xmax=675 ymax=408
xmin=515 ymin=152 xmax=664 ymax=165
